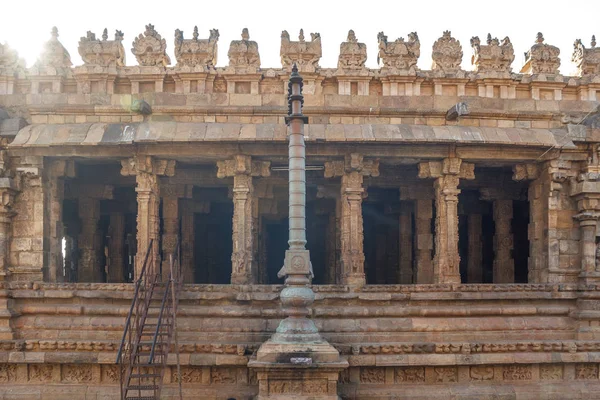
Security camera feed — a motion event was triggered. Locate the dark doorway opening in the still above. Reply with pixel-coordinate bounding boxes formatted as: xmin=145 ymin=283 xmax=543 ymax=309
xmin=194 ymin=201 xmax=233 ymax=284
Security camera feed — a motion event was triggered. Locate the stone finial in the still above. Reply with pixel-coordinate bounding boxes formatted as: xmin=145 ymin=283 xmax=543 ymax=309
xmin=78 ymin=28 xmax=125 ymax=67
xmin=520 ymin=32 xmax=560 ymax=75
xmin=227 ymin=28 xmax=260 ymax=70
xmin=35 ymin=26 xmax=72 ymax=69
xmin=377 ymin=31 xmax=420 ymax=75
xmin=280 ymin=29 xmax=322 ymax=72
xmin=132 ymin=23 xmax=170 ymax=67
xmin=431 ymin=30 xmax=463 ymax=74
xmin=572 ymin=35 xmax=600 ymax=76
xmin=337 ymin=29 xmax=367 ymax=71
xmin=470 ymin=34 xmax=514 ymax=75
xmin=174 ymin=27 xmax=219 ymax=70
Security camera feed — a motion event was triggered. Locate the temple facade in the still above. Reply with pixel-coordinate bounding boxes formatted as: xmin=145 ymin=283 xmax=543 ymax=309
xmin=0 ymin=25 xmax=600 ymax=399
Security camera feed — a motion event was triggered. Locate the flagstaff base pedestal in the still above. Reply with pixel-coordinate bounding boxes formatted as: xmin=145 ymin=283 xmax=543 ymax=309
xmin=249 ymin=341 xmax=347 ymax=400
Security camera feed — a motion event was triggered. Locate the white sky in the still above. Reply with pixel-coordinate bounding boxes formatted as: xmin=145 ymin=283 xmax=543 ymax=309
xmin=1 ymin=0 xmax=598 ymax=75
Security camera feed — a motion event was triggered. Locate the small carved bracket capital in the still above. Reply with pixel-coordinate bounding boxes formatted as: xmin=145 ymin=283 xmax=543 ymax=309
xmin=216 ymin=155 xmax=270 ymax=178
xmin=324 ymin=153 xmax=380 ymax=178
xmin=418 ymin=158 xmax=474 ymax=180
xmin=120 ymin=156 xmax=176 ymax=177
xmin=513 ymin=163 xmax=540 ymax=181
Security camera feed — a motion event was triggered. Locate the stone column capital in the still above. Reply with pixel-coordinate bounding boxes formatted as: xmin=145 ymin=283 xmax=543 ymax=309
xmin=120 ymin=155 xmax=176 ymax=177
xmin=574 ymin=211 xmax=600 ymax=224
xmin=324 ymin=153 xmax=380 ymax=179
xmin=216 ymin=155 xmax=271 ymax=179
xmin=418 ymin=157 xmax=475 ymax=180
xmin=513 ymin=163 xmax=540 ymax=182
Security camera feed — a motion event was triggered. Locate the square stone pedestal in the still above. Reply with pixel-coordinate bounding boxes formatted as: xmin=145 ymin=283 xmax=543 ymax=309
xmin=248 ymin=341 xmax=348 ymax=400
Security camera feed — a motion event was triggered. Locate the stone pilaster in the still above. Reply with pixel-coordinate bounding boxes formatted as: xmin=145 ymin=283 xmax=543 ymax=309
xmin=180 ymin=202 xmax=195 ymax=284
xmin=121 ymin=156 xmax=176 ymax=280
xmin=325 ymin=153 xmax=379 ymax=286
xmin=419 ymin=158 xmax=475 ymax=283
xmin=414 ymin=198 xmax=434 ymax=284
xmin=0 ymin=177 xmax=17 ymax=281
xmin=316 ymin=185 xmax=340 ymax=284
xmin=45 ymin=160 xmax=75 ymax=282
xmin=217 ymin=155 xmax=270 ymax=284
xmin=107 ymin=212 xmax=125 ymax=283
xmin=10 ymin=156 xmax=44 ymax=282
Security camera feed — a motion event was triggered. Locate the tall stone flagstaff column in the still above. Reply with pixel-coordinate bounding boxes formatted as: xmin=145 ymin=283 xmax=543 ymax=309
xmin=325 ymin=153 xmax=379 ymax=286
xmin=121 ymin=156 xmax=175 ymax=280
xmin=217 ymin=155 xmax=270 ymax=284
xmin=249 ymin=64 xmax=346 ymax=400
xmin=419 ymin=158 xmax=474 ymax=283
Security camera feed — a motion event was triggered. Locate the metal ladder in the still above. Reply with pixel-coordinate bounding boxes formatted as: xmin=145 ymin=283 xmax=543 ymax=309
xmin=116 ymin=239 xmax=183 ymax=400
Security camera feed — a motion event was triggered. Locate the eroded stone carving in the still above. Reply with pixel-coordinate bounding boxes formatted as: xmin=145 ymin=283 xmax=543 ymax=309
xmin=395 ymin=367 xmax=425 ymax=383
xmin=471 ymin=33 xmax=514 ymax=75
xmin=34 ymin=27 xmax=72 ymax=70
xmin=78 ymin=28 xmax=125 ymax=67
xmin=227 ymin=28 xmax=260 ymax=70
xmin=0 ymin=364 xmax=16 ymax=382
xmin=377 ymin=31 xmax=420 ymax=74
xmin=337 ymin=30 xmax=367 ymax=71
xmin=280 ymin=29 xmax=322 ymax=72
xmin=572 ymin=35 xmax=600 ymax=76
xmin=575 ymin=363 xmax=599 ymax=379
xmin=503 ymin=365 xmax=532 ymax=380
xmin=360 ymin=367 xmax=385 ymax=383
xmin=521 ymin=33 xmax=560 ymax=75
xmin=540 ymin=364 xmax=563 ymax=380
xmin=174 ymin=26 xmax=219 ymax=70
xmin=132 ymin=23 xmax=170 ymax=67
xmin=470 ymin=365 xmax=494 ymax=381
xmin=432 ymin=31 xmax=463 ymax=74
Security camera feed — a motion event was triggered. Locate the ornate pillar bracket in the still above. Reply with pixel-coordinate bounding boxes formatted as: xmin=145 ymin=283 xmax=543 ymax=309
xmin=249 ymin=65 xmax=347 ymax=400
xmin=419 ymin=158 xmax=474 ymax=283
xmin=217 ymin=155 xmax=270 ymax=284
xmin=324 ymin=153 xmax=379 ymax=286
xmin=121 ymin=155 xmax=176 ymax=279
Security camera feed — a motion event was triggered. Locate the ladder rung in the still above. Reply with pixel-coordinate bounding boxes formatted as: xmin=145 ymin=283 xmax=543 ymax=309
xmin=126 ymin=384 xmax=159 ymax=390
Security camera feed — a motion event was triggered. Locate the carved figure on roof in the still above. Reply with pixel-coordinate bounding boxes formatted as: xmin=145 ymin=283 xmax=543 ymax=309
xmin=431 ymin=31 xmax=462 ymax=74
xmin=572 ymin=35 xmax=600 ymax=76
xmin=520 ymin=33 xmax=560 ymax=75
xmin=227 ymin=28 xmax=260 ymax=70
xmin=470 ymin=34 xmax=514 ymax=74
xmin=0 ymin=42 xmax=24 ymax=73
xmin=280 ymin=29 xmax=322 ymax=72
xmin=174 ymin=26 xmax=219 ymax=70
xmin=377 ymin=31 xmax=420 ymax=74
xmin=132 ymin=24 xmax=170 ymax=67
xmin=78 ymin=28 xmax=125 ymax=67
xmin=35 ymin=27 xmax=72 ymax=69
xmin=337 ymin=30 xmax=367 ymax=71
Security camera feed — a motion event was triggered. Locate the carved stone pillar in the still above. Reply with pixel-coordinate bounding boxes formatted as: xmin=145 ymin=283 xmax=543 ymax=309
xmin=419 ymin=158 xmax=474 ymax=283
xmin=398 ymin=201 xmax=413 ymax=284
xmin=160 ymin=184 xmax=191 ymax=281
xmin=217 ymin=155 xmax=270 ymax=284
xmin=413 ymin=198 xmax=433 ymax=284
xmin=467 ymin=213 xmax=483 ymax=283
xmin=121 ymin=156 xmax=175 ymax=280
xmin=325 ymin=154 xmax=379 ymax=286
xmin=493 ymin=199 xmax=514 ymax=283
xmin=180 ymin=202 xmax=195 ymax=284
xmin=316 ymin=185 xmax=340 ymax=284
xmin=570 ymin=162 xmax=600 ymax=283
xmin=107 ymin=212 xmax=125 ymax=283
xmin=77 ymin=196 xmax=102 ymax=282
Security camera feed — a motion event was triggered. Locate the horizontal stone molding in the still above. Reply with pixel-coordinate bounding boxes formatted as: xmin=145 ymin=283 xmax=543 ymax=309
xmin=8 ymin=122 xmax=573 ymax=148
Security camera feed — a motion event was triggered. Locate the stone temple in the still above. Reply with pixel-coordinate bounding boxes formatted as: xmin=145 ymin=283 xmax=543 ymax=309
xmin=0 ymin=23 xmax=599 ymax=399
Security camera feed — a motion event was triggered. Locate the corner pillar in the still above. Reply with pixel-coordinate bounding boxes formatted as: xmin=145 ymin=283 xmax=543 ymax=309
xmin=325 ymin=153 xmax=379 ymax=286
xmin=419 ymin=158 xmax=474 ymax=283
xmin=217 ymin=155 xmax=270 ymax=284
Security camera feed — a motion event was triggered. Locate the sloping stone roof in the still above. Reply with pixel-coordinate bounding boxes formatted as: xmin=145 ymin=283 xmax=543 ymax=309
xmin=9 ymin=122 xmax=575 ymax=148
